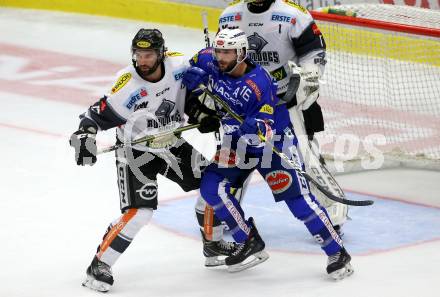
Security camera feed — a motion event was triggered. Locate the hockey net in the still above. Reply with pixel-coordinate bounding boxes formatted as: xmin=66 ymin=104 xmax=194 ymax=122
xmin=310 ymin=4 xmax=440 ymax=172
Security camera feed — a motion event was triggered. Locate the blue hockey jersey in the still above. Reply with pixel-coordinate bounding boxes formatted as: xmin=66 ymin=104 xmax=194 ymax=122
xmin=190 ymin=48 xmax=292 ymax=151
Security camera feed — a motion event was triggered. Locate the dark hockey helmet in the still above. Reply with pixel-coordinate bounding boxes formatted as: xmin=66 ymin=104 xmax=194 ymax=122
xmin=132 ymin=28 xmax=165 ymax=53
xmin=131 ymin=28 xmax=166 ymax=74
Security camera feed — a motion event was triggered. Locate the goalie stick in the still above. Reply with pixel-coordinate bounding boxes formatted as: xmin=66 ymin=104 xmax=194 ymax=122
xmin=198 ymin=84 xmax=374 ymax=207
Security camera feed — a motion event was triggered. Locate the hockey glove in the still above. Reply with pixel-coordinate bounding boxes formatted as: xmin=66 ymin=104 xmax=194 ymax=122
xmin=183 ymin=67 xmax=209 ymax=91
xmin=237 ymin=117 xmax=273 ymax=144
xmin=69 ymin=126 xmax=97 ymax=166
xmin=198 ymin=116 xmax=221 ymax=133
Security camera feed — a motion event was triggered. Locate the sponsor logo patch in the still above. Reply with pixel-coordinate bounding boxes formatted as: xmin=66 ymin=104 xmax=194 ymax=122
xmin=136 ymin=41 xmax=151 ymax=48
xmin=166 ymin=51 xmax=184 ymax=57
xmin=137 ymin=183 xmax=158 ymax=200
xmin=259 ymin=104 xmax=274 ymax=115
xmin=270 ymin=66 xmax=288 ymax=81
xmin=265 ymin=170 xmax=292 ymax=194
xmin=311 ymin=23 xmax=321 ymax=35
xmin=125 ymin=87 xmax=148 ymax=109
xmin=271 ymin=12 xmax=296 ymax=24
xmin=245 ymin=79 xmax=262 ymax=101
xmin=219 ymin=12 xmax=242 ymax=24
xmin=111 ymin=73 xmax=131 ymax=94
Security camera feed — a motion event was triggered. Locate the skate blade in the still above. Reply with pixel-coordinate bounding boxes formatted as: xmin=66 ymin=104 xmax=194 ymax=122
xmin=227 ymin=250 xmax=270 ymax=273
xmin=329 ymin=263 xmax=354 ymax=281
xmin=82 ymin=275 xmax=112 ymax=292
xmin=205 ymin=256 xmax=226 ymax=267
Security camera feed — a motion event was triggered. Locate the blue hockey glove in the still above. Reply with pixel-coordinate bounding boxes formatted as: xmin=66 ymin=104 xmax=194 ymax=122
xmin=238 ymin=118 xmax=273 ymax=144
xmin=182 ymin=67 xmax=209 ymax=91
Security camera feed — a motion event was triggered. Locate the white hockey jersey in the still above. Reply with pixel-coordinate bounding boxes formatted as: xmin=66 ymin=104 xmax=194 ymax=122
xmin=82 ymin=52 xmax=188 ymax=151
xmin=218 ymin=0 xmax=326 ymax=95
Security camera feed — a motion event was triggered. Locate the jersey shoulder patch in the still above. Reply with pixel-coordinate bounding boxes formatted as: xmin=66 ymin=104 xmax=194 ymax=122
xmin=166 ymin=51 xmax=184 ymax=57
xmin=111 ymin=72 xmax=132 ymax=94
xmin=282 ymin=0 xmax=308 ymax=14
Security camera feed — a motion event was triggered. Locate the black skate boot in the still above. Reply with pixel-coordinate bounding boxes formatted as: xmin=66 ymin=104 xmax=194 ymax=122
xmin=82 ymin=256 xmax=114 ymax=292
xmin=326 ymin=247 xmax=354 ymax=280
xmin=225 ymin=217 xmax=269 ymax=273
xmin=201 ymin=230 xmax=237 ymax=267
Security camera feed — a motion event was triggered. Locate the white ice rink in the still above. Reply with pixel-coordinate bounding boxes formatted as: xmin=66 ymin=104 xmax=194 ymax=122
xmin=1 ymin=8 xmax=439 ymax=297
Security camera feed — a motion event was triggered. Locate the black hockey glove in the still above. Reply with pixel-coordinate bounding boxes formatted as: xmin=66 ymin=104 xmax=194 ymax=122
xmin=198 ymin=116 xmax=220 ymax=133
xmin=69 ymin=126 xmax=97 ymax=166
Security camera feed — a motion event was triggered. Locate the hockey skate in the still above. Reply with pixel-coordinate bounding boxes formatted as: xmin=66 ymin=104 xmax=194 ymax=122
xmin=82 ymin=256 xmax=114 ymax=292
xmin=201 ymin=230 xmax=237 ymax=267
xmin=225 ymin=217 xmax=269 ymax=273
xmin=326 ymin=247 xmax=354 ymax=280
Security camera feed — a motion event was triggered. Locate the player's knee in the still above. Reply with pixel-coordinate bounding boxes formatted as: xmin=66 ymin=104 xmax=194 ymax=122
xmin=129 ymin=207 xmax=154 ymax=227
xmin=200 ymin=171 xmax=222 ymax=203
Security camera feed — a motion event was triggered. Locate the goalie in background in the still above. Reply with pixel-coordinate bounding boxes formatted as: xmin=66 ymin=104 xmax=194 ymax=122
xmin=69 ymin=28 xmax=221 ymax=292
xmin=195 ymin=0 xmax=349 ymax=266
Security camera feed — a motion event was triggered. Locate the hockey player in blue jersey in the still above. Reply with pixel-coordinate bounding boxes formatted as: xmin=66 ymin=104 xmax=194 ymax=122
xmin=183 ymin=28 xmax=353 ymax=279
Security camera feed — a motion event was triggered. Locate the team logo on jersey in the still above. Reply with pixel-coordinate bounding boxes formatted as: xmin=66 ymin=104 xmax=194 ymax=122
xmin=155 ymin=99 xmax=175 ymax=118
xmin=265 ymin=170 xmax=292 ymax=194
xmin=259 ymin=104 xmax=274 ymax=115
xmin=271 ymin=12 xmax=296 ymax=25
xmin=247 ymin=33 xmax=280 ymax=66
xmin=111 ymin=73 xmax=132 ymax=94
xmin=219 ymin=12 xmax=242 ymax=24
xmin=125 ymin=87 xmax=148 ymax=109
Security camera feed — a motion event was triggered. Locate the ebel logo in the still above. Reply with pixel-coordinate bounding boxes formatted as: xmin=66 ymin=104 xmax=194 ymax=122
xmin=111 ymin=73 xmax=131 ymax=94
xmin=137 ymin=183 xmax=157 ymax=200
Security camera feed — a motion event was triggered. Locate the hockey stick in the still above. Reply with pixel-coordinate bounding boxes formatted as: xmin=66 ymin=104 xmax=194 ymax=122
xmin=198 ymin=84 xmax=374 ymax=207
xmin=97 ymin=123 xmax=200 ymax=155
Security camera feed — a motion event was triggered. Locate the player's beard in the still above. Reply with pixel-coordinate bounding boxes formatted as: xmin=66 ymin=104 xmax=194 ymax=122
xmin=218 ymin=59 xmax=238 ymax=73
xmin=138 ymin=61 xmax=159 ymax=76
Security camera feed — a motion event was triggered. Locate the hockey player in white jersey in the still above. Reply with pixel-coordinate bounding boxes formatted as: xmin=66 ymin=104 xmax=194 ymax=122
xmin=195 ymin=0 xmax=348 ymax=264
xmin=69 ymin=29 xmax=224 ymax=292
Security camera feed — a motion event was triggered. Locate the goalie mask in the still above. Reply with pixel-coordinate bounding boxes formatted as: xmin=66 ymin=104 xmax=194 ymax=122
xmin=131 ymin=28 xmax=166 ymax=76
xmin=213 ymin=28 xmax=248 ymax=73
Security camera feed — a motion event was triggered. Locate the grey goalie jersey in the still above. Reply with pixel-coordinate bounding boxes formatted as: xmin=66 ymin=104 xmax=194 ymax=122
xmin=218 ymin=0 xmax=326 ymax=95
xmin=79 ymin=52 xmax=188 ymax=151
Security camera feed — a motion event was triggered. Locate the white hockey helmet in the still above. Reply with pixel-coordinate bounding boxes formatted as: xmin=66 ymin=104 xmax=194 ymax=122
xmin=213 ymin=28 xmax=249 ymax=65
